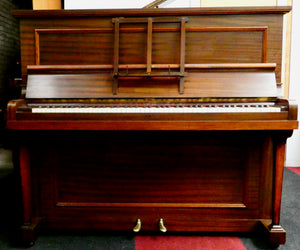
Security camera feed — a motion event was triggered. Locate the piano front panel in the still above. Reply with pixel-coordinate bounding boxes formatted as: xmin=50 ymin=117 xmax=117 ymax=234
xmin=30 ymin=131 xmax=272 ymax=231
xmin=19 ymin=11 xmax=285 ymax=83
xmin=35 ymin=25 xmax=265 ymax=66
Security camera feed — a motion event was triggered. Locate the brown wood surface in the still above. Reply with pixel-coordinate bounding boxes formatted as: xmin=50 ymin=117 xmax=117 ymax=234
xmin=11 ymin=7 xmax=292 ymax=18
xmin=273 ymin=137 xmax=287 ymax=226
xmin=7 ymin=7 xmax=297 ymax=246
xmin=13 ymin=112 xmax=290 ymax=122
xmin=12 ymin=129 xmax=291 ymax=246
xmin=26 ymin=63 xmax=277 ymax=72
xmin=6 ymin=120 xmax=298 ymax=131
xmin=11 ymin=131 xmax=289 ymax=241
xmin=24 ymin=70 xmax=278 ymax=99
xmin=19 ymin=146 xmax=32 ymax=223
xmin=14 ymin=8 xmax=288 ymax=84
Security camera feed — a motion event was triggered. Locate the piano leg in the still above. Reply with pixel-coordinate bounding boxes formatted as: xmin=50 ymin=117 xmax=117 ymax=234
xmin=19 ymin=218 xmax=41 ymax=247
xmin=259 ymin=220 xmax=286 ymax=247
xmin=17 ymin=146 xmax=40 ymax=246
xmin=273 ymin=138 xmax=286 ymax=226
xmin=259 ymin=135 xmax=289 ymax=247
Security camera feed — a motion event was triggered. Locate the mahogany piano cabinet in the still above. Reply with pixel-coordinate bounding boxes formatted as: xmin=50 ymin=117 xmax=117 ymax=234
xmin=7 ymin=6 xmax=298 ymax=246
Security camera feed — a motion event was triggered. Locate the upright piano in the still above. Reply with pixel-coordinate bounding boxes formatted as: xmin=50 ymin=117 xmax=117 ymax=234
xmin=7 ymin=6 xmax=298 ymax=246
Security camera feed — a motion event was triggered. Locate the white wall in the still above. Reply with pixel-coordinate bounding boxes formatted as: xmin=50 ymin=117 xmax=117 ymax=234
xmin=286 ymin=1 xmax=300 ymax=167
xmin=65 ymin=0 xmax=199 ymax=9
xmin=65 ymin=0 xmax=150 ymax=9
xmin=200 ymin=0 xmax=276 ymax=7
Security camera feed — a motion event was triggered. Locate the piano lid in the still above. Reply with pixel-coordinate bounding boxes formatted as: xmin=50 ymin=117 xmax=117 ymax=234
xmin=25 ymin=63 xmax=278 ymax=99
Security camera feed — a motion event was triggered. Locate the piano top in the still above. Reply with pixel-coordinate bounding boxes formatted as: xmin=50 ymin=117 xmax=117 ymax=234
xmin=11 ymin=6 xmax=292 ymax=18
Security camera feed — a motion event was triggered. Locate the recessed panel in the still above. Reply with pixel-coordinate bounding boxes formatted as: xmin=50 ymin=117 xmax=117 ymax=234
xmin=38 ymin=30 xmax=113 ymax=65
xmin=52 ymin=132 xmax=253 ymax=206
xmin=186 ymin=30 xmax=265 ymax=64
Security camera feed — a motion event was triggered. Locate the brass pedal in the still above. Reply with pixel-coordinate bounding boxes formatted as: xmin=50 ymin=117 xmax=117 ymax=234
xmin=159 ymin=218 xmax=167 ymax=233
xmin=133 ymin=218 xmax=142 ymax=232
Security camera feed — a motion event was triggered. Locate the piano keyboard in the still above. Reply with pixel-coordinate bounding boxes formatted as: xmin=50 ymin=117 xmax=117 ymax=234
xmin=31 ymin=103 xmax=282 ymax=113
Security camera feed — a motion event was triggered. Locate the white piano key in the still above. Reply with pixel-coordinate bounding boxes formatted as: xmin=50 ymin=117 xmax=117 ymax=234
xmin=31 ymin=103 xmax=282 ymax=114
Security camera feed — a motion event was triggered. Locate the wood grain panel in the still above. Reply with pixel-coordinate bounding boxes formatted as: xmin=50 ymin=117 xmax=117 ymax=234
xmin=185 ymin=27 xmax=267 ymax=64
xmin=12 ymin=7 xmax=291 ymax=18
xmin=14 ymin=8 xmax=288 ymax=84
xmin=186 ymin=14 xmax=284 ymax=82
xmin=54 ymin=140 xmax=247 ymax=205
xmin=6 ymin=120 xmax=298 ymax=131
xmin=25 ymin=70 xmax=277 ymax=99
xmin=40 ymin=132 xmax=255 ymax=204
xmin=23 ymin=131 xmax=271 ymax=231
xmin=36 ymin=29 xmax=114 ymax=65
xmin=35 ymin=26 xmax=267 ymax=66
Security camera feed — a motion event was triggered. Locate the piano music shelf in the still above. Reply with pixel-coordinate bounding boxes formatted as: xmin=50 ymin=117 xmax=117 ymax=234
xmin=112 ymin=17 xmax=188 ymax=95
